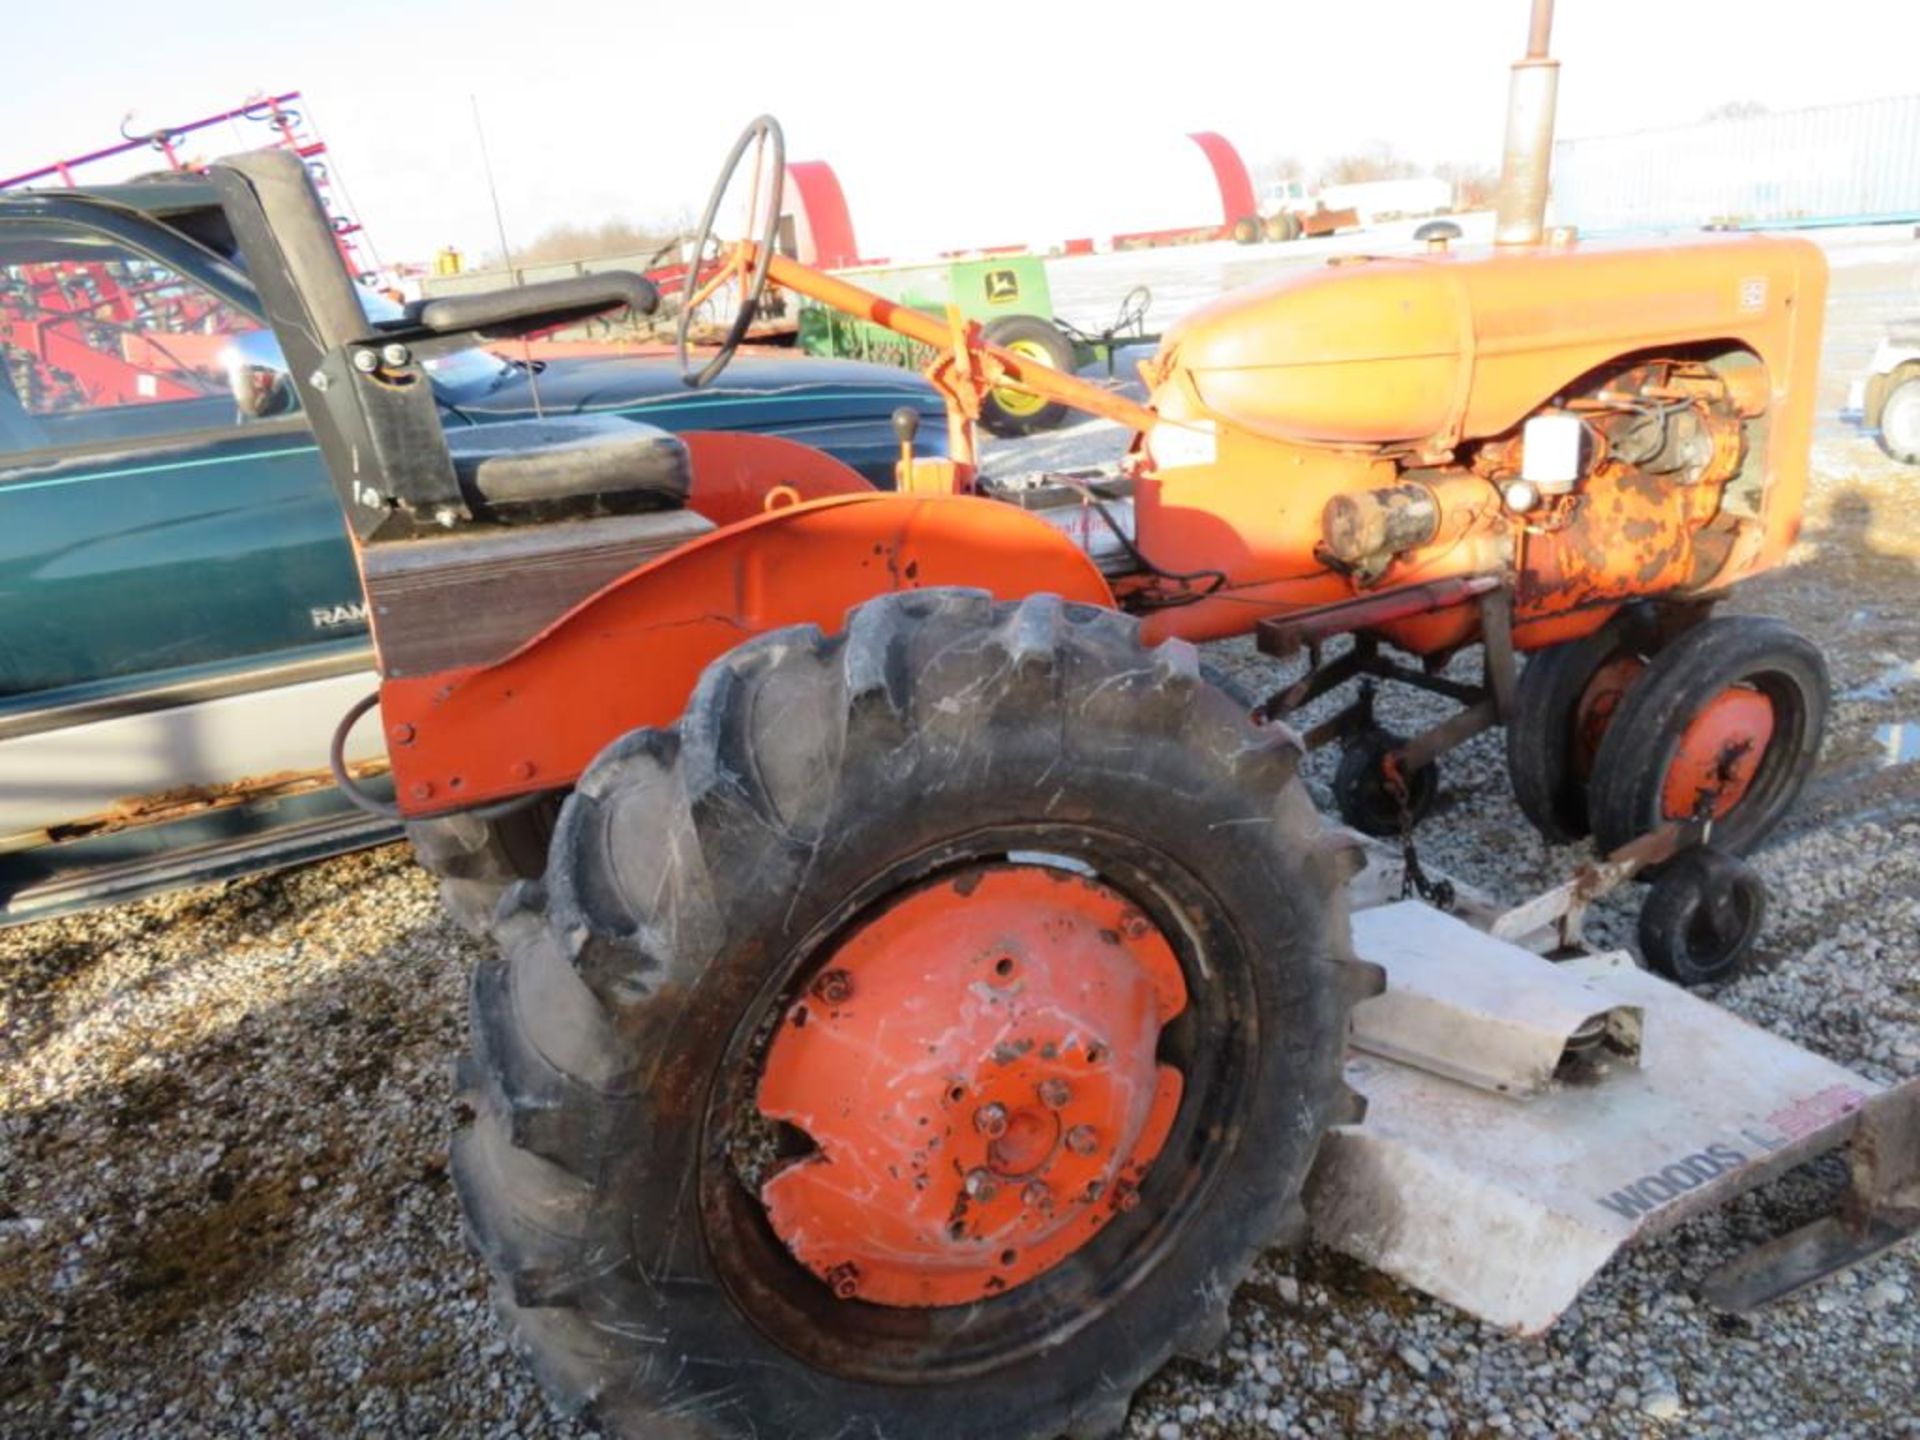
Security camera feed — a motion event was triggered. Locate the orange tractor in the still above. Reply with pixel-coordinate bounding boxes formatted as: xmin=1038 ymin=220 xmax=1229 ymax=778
xmin=203 ymin=4 xmax=1835 ymax=1434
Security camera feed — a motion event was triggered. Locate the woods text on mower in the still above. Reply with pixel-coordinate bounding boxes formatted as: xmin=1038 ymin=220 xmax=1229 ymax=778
xmin=204 ymin=5 xmax=1857 ymax=1435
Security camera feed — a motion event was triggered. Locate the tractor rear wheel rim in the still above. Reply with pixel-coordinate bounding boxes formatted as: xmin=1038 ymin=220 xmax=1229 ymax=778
xmin=756 ymin=862 xmax=1188 ymax=1307
xmin=697 ymin=823 xmax=1257 ymax=1385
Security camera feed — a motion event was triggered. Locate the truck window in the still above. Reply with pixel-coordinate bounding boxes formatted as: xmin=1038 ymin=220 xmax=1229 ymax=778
xmin=0 ymin=222 xmax=271 ymax=454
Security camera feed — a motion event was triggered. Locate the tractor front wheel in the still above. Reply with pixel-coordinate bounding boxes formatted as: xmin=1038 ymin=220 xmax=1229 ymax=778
xmin=450 ymin=590 xmax=1375 ymax=1440
xmin=1587 ymin=616 xmax=1828 ymax=856
xmin=1506 ymin=618 xmax=1647 ymax=844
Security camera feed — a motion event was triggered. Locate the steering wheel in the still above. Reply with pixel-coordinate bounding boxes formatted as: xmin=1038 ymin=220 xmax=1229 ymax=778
xmin=677 ymin=115 xmax=785 ymax=388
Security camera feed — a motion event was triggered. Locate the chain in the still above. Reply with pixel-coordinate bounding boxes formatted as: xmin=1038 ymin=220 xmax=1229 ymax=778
xmin=1385 ymin=754 xmax=1455 ymax=910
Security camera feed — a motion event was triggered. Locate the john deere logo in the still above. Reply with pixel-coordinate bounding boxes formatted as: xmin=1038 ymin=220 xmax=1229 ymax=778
xmin=984 ymin=269 xmax=1020 ymax=304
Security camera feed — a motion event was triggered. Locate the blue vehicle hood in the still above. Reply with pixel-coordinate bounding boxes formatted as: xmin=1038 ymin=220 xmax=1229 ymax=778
xmin=447 ymin=353 xmax=946 ymax=433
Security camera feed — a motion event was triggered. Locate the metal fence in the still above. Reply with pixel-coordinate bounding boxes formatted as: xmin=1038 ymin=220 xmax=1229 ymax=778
xmin=1549 ymin=93 xmax=1920 ymax=233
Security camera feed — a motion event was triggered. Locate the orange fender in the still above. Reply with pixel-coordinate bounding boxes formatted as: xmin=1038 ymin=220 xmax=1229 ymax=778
xmin=677 ymin=429 xmax=877 ymax=526
xmin=382 ymin=493 xmax=1114 ymax=815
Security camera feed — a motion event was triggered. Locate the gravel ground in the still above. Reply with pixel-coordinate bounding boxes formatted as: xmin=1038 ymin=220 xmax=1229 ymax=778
xmin=5 ymin=258 xmax=1920 ymax=1437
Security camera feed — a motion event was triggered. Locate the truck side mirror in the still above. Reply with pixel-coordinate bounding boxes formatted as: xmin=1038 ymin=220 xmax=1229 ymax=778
xmin=222 ymin=328 xmax=299 ymax=420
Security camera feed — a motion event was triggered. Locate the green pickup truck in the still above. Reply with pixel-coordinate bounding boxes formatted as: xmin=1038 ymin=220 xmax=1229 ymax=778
xmin=0 ymin=177 xmax=947 ymax=922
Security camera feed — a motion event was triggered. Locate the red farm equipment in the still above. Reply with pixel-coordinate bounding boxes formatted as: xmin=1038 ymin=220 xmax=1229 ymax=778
xmin=0 ymin=93 xmax=372 ymax=412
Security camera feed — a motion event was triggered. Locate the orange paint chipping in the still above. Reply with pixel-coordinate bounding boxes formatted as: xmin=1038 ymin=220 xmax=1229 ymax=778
xmin=755 ymin=863 xmax=1186 ymax=1308
xmin=1661 ymin=688 xmax=1775 ymax=820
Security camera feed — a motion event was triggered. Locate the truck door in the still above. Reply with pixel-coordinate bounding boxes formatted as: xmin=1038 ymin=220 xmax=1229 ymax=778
xmin=0 ymin=215 xmax=367 ymax=703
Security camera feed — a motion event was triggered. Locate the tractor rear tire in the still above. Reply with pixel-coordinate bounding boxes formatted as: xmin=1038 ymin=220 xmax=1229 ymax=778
xmin=979 ymin=315 xmax=1075 ymax=437
xmin=450 ymin=589 xmax=1377 ymax=1440
xmin=406 ymin=801 xmax=558 ymax=935
xmin=1587 ymin=616 xmax=1828 ymax=857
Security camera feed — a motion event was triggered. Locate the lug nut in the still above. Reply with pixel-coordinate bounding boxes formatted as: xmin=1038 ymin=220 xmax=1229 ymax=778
xmin=965 ymin=1168 xmax=999 ymax=1202
xmin=825 ymin=1262 xmax=860 ymax=1300
xmin=1065 ymin=1124 xmax=1099 ymax=1156
xmin=1084 ymin=1179 xmax=1107 ymax=1202
xmin=1037 ymin=1078 xmax=1072 ymax=1110
xmin=973 ymin=1103 xmax=1008 ymax=1138
xmin=1022 ymin=1180 xmax=1051 ymax=1209
xmin=812 ymin=969 xmax=854 ymax=1005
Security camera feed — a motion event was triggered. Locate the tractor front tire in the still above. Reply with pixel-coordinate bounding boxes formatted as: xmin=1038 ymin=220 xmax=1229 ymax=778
xmin=1506 ymin=619 xmax=1642 ymax=844
xmin=1587 ymin=616 xmax=1828 ymax=857
xmin=451 ymin=589 xmax=1376 ymax=1440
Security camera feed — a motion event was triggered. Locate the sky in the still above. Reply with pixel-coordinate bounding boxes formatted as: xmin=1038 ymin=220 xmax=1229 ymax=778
xmin=2 ymin=0 xmax=1915 ymax=264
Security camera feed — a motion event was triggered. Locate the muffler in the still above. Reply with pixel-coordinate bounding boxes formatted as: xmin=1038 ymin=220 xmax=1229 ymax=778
xmin=1493 ymin=0 xmax=1560 ymax=245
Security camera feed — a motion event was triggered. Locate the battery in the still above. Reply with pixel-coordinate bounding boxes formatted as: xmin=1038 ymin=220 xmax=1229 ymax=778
xmin=980 ymin=472 xmax=1137 ymax=574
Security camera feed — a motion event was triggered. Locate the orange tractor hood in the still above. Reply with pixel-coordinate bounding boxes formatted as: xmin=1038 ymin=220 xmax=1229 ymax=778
xmin=1151 ymin=234 xmax=1828 ymax=451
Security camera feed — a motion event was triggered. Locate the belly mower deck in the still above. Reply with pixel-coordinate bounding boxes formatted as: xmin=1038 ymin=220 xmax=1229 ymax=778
xmin=1310 ymin=848 xmax=1920 ymax=1334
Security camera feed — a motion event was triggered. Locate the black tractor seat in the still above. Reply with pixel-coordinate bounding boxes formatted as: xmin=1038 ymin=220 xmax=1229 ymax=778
xmin=445 ymin=413 xmax=692 ymax=522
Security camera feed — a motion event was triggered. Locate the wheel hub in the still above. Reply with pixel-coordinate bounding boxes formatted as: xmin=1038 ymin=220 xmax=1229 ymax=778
xmin=755 ymin=862 xmax=1187 ymax=1308
xmin=1661 ymin=687 xmax=1775 ymax=820
xmin=1572 ymin=654 xmax=1645 ymax=781
xmin=989 ymin=339 xmax=1055 ymax=418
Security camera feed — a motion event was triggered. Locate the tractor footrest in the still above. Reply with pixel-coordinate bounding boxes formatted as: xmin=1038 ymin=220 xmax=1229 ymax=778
xmin=1256 ymin=575 xmax=1501 ymax=659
